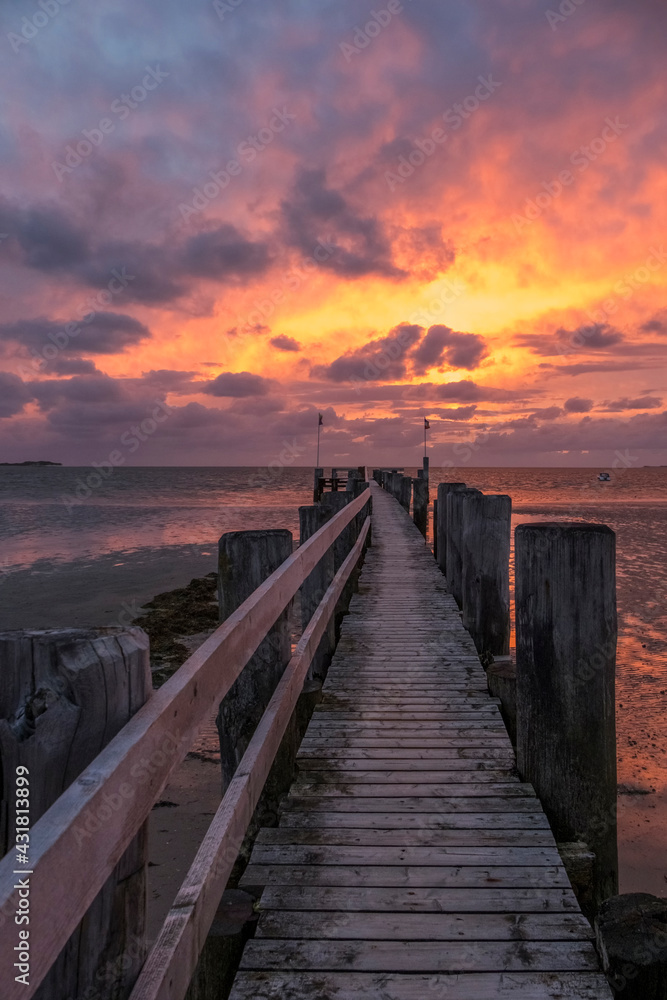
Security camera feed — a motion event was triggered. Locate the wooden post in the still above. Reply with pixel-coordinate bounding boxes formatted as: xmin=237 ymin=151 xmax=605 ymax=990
xmin=0 ymin=627 xmax=150 ymax=1000
xmin=412 ymin=477 xmax=429 ymax=537
xmin=185 ymin=890 xmax=258 ymax=1000
xmin=436 ymin=482 xmax=467 ymax=576
xmin=216 ymin=530 xmax=292 ymax=790
xmin=461 ymin=493 xmax=511 ymax=658
xmin=422 ymin=456 xmax=429 ymax=481
xmin=313 ymin=466 xmax=323 ymax=502
xmin=399 ymin=475 xmax=411 ymax=512
xmin=299 ymin=505 xmax=335 ymax=682
xmin=346 ymin=469 xmax=361 ymax=492
xmin=432 ymin=498 xmax=438 ymax=559
xmin=516 ymin=521 xmax=618 ymax=912
xmin=595 ymin=894 xmax=667 ymax=998
xmin=445 ymin=487 xmax=481 ymax=607
xmin=320 ymin=492 xmax=356 ymax=621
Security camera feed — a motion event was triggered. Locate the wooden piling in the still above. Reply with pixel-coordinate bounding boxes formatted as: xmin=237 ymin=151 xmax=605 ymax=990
xmin=432 ymin=498 xmax=438 ymax=559
xmin=399 ymin=475 xmax=412 ymax=512
xmin=299 ymin=505 xmax=335 ymax=682
xmin=216 ymin=530 xmax=292 ymax=789
xmin=320 ymin=491 xmax=357 ymax=622
xmin=313 ymin=466 xmax=324 ymax=502
xmin=422 ymin=456 xmax=429 ymax=481
xmin=445 ymin=486 xmax=481 ymax=607
xmin=412 ymin=477 xmax=429 ymax=537
xmin=595 ymin=894 xmax=667 ymax=998
xmin=461 ymin=492 xmax=511 ymax=658
xmin=0 ymin=627 xmax=150 ymax=1000
xmin=436 ymin=482 xmax=467 ymax=576
xmin=185 ymin=890 xmax=258 ymax=1000
xmin=515 ymin=521 xmax=618 ymax=913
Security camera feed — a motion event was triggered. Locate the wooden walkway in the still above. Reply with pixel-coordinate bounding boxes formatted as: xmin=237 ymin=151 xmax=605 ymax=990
xmin=230 ymin=483 xmax=612 ymax=999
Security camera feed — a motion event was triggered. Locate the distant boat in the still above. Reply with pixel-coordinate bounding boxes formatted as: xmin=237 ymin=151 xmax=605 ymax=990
xmin=598 ymin=472 xmax=611 ymax=481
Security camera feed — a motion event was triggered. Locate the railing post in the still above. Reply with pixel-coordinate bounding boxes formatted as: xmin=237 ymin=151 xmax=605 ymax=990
xmin=445 ymin=487 xmax=481 ymax=607
xmin=346 ymin=468 xmax=361 ymax=492
xmin=313 ymin=466 xmax=323 ymax=502
xmin=595 ymin=894 xmax=667 ymax=998
xmin=216 ymin=529 xmax=293 ymax=790
xmin=0 ymin=627 xmax=150 ymax=1000
xmin=516 ymin=521 xmax=618 ymax=915
xmin=461 ymin=493 xmax=511 ymax=658
xmin=320 ymin=491 xmax=357 ymax=622
xmin=412 ymin=477 xmax=429 ymax=537
xmin=432 ymin=498 xmax=438 ymax=559
xmin=436 ymin=482 xmax=466 ymax=576
xmin=299 ymin=504 xmax=335 ymax=682
xmin=399 ymin=475 xmax=411 ymax=512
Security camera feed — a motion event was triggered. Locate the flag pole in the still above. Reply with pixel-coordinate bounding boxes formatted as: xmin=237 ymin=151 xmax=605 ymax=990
xmin=424 ymin=416 xmax=427 ymax=459
xmin=316 ymin=412 xmax=322 ymax=467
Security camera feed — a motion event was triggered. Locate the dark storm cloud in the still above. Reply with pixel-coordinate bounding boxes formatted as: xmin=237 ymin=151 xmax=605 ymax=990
xmin=518 ymin=324 xmax=624 ymax=357
xmin=202 ymin=371 xmax=274 ymax=397
xmin=530 ymin=406 xmax=563 ymax=420
xmin=641 ymin=315 xmax=667 ymax=335
xmin=311 ymin=324 xmax=422 ymax=382
xmin=0 ymin=313 xmax=151 ymax=354
xmin=0 ymin=372 xmax=33 ymax=417
xmin=270 ymin=335 xmax=302 ymax=352
xmin=604 ymin=396 xmax=663 ymax=411
xmin=139 ymin=370 xmax=198 ymax=393
xmin=41 ymin=357 xmax=100 ymax=375
xmin=280 ymin=168 xmax=405 ymax=279
xmin=564 ymin=396 xmax=594 ymax=413
xmin=434 ymin=380 xmax=524 ymax=402
xmin=0 ymin=201 xmax=88 ymax=271
xmin=30 ymin=374 xmax=127 ymax=412
xmin=181 ymin=224 xmax=272 ymax=280
xmin=411 ymin=325 xmax=488 ymax=374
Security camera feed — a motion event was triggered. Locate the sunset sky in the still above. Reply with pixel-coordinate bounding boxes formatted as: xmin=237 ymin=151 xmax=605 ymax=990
xmin=1 ymin=0 xmax=666 ymax=467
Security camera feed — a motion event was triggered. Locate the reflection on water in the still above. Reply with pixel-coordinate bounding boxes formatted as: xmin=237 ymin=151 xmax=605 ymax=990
xmin=1 ymin=465 xmax=666 ymax=892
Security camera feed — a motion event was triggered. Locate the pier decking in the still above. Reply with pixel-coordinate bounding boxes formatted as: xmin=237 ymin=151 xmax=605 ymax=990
xmin=230 ymin=483 xmax=612 ymax=999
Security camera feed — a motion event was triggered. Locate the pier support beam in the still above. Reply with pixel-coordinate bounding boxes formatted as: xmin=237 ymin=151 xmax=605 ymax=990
xmin=0 ymin=627 xmax=150 ymax=1000
xmin=399 ymin=475 xmax=411 ymax=512
xmin=516 ymin=521 xmax=618 ymax=913
xmin=461 ymin=492 xmax=511 ymax=658
xmin=595 ymin=893 xmax=667 ymax=998
xmin=216 ymin=529 xmax=292 ymax=790
xmin=445 ymin=487 xmax=482 ymax=607
xmin=313 ymin=466 xmax=323 ymax=502
xmin=412 ymin=477 xmax=429 ymax=538
xmin=299 ymin=505 xmax=335 ymax=682
xmin=436 ymin=482 xmax=466 ymax=576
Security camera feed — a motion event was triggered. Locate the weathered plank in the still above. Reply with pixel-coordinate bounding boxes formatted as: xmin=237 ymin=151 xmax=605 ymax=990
xmin=239 ymin=939 xmax=600 ymax=972
xmin=229 ymin=971 xmax=613 ymax=999
xmin=241 ymin=865 xmax=571 ymax=889
xmin=256 ymin=884 xmax=580 ymax=911
xmin=256 ymin=828 xmax=557 ymax=848
xmin=249 ymin=844 xmax=562 ymax=866
xmin=255 ymin=910 xmax=593 ymax=940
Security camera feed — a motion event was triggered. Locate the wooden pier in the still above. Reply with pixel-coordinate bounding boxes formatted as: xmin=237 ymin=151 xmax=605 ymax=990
xmin=229 ymin=483 xmax=611 ymax=999
xmin=1 ymin=470 xmax=640 ymax=999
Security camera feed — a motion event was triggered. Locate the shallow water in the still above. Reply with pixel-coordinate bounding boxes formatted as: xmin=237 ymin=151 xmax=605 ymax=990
xmin=1 ymin=465 xmax=665 ymax=895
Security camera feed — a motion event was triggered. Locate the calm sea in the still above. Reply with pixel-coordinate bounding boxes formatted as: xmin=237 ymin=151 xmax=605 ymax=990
xmin=0 ymin=465 xmax=665 ymax=895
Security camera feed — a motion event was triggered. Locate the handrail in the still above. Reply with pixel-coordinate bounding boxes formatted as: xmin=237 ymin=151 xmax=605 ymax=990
xmin=131 ymin=515 xmax=371 ymax=1000
xmin=0 ymin=488 xmax=371 ymax=1000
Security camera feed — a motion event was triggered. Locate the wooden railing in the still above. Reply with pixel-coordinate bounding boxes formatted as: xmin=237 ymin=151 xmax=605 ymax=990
xmin=0 ymin=486 xmax=371 ymax=1000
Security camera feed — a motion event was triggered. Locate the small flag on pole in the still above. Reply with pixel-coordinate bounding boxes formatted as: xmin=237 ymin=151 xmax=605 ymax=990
xmin=318 ymin=413 xmax=324 ymax=425
xmin=424 ymin=417 xmax=430 ymax=430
